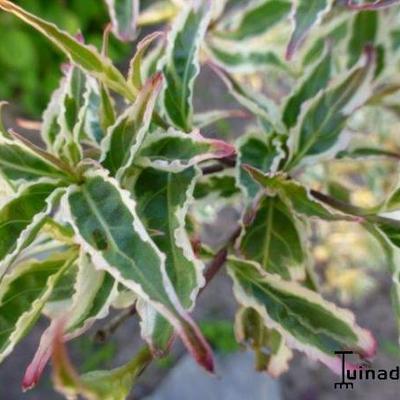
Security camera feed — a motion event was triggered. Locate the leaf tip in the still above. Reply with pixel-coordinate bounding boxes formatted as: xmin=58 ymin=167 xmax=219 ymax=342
xmin=285 ymin=41 xmax=296 ymax=61
xmin=210 ymin=139 xmax=236 ymax=159
xmin=359 ymin=329 xmax=378 ymax=359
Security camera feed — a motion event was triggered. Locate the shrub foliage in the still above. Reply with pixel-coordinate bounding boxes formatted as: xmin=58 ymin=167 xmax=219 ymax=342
xmin=0 ymin=0 xmax=400 ymax=398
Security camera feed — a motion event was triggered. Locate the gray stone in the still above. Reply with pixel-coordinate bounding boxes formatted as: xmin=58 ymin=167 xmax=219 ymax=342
xmin=146 ymin=352 xmax=281 ymax=400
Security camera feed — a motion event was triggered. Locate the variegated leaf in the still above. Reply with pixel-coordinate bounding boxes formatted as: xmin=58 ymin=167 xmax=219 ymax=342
xmin=239 ymin=194 xmax=307 ymax=281
xmin=100 ymin=85 xmax=116 ymax=134
xmin=104 ymin=0 xmax=139 ymax=42
xmin=194 ymin=172 xmax=239 ymax=200
xmin=347 ymin=11 xmax=379 ymax=68
xmin=128 ymin=31 xmax=165 ymax=92
xmin=235 ymin=307 xmax=292 ymax=377
xmin=283 ymin=46 xmax=332 ymax=128
xmin=22 ymin=262 xmax=79 ymax=390
xmin=132 ymin=166 xmax=204 ymax=352
xmin=286 ymin=47 xmax=376 ymax=169
xmin=161 ymin=0 xmax=212 ymax=131
xmin=141 ymin=40 xmax=166 ymax=83
xmin=41 ymin=72 xmax=67 ymax=152
xmin=23 ymin=253 xmax=117 ymax=390
xmin=0 ymin=0 xmax=133 ymax=100
xmin=347 ymin=0 xmax=400 ymax=10
xmin=228 ymin=257 xmax=377 ymax=374
xmin=55 ymin=66 xmax=87 ymax=163
xmin=0 ymin=181 xmax=64 ymax=276
xmin=101 ymin=74 xmax=163 ymax=178
xmin=205 ymin=40 xmax=285 ymax=73
xmin=135 ymin=129 xmax=235 ymax=172
xmin=215 ymin=0 xmax=291 ymax=41
xmin=236 ymin=132 xmax=285 ymax=199
xmin=63 ymin=169 xmax=214 ymax=371
xmin=243 ymin=165 xmax=348 ymax=221
xmin=67 ymin=253 xmax=118 ymax=335
xmin=43 ymin=262 xmax=79 ymax=319
xmin=302 ymin=19 xmax=349 ymax=67
xmin=0 ymin=136 xmax=71 ymax=183
xmin=0 ymin=253 xmax=76 ymax=363
xmin=286 ymin=0 xmax=334 ymax=60
xmin=193 ymin=109 xmax=249 ymax=129
xmin=137 ymin=1 xmax=178 ymax=26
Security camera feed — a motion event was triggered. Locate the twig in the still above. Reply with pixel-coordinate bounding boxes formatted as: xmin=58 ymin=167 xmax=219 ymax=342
xmin=203 ymin=225 xmax=242 ymax=288
xmin=201 ymin=154 xmax=237 ymax=175
xmin=201 ymin=163 xmax=227 ymax=175
xmin=94 ymin=305 xmax=137 ymax=343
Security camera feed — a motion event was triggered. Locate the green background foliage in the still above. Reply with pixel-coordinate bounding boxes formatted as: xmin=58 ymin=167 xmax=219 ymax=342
xmin=0 ymin=0 xmax=128 ymax=116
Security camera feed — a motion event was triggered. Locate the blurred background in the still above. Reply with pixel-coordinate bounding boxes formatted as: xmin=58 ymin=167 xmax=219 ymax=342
xmin=1 ymin=1 xmax=400 ymax=399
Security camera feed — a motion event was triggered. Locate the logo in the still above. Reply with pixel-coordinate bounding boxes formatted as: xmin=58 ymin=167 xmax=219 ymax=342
xmin=334 ymin=351 xmax=400 ymax=389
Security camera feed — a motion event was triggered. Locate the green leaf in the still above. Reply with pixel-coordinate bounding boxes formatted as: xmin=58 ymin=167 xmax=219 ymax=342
xmin=162 ymin=1 xmax=212 ymax=131
xmin=215 ymin=0 xmax=291 ymax=41
xmin=283 ymin=46 xmax=332 ymax=128
xmin=132 ymin=166 xmax=204 ymax=352
xmin=235 ymin=307 xmax=292 ymax=377
xmin=227 ymin=257 xmax=377 ymax=374
xmin=0 ymin=254 xmax=75 ymax=363
xmin=63 ymin=169 xmax=214 ymax=371
xmin=0 ymin=0 xmax=133 ymax=100
xmin=286 ymin=0 xmax=334 ymax=60
xmin=236 ymin=132 xmax=285 ymax=199
xmin=104 ymin=0 xmax=139 ymax=42
xmin=0 ymin=136 xmax=71 ymax=183
xmin=0 ymin=181 xmax=63 ymax=274
xmin=136 ymin=129 xmax=235 ymax=173
xmin=286 ymin=47 xmax=376 ymax=169
xmin=347 ymin=11 xmax=379 ymax=68
xmin=101 ymin=74 xmax=163 ymax=178
xmin=239 ymin=194 xmax=307 ymax=281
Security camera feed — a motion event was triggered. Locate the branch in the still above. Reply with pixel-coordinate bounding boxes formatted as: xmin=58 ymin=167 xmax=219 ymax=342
xmin=203 ymin=225 xmax=242 ymax=288
xmin=94 ymin=305 xmax=137 ymax=343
